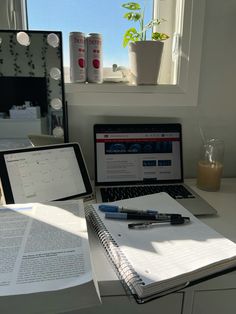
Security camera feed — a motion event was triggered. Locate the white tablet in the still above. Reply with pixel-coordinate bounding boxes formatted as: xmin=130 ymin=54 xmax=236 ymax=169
xmin=0 ymin=143 xmax=93 ymax=204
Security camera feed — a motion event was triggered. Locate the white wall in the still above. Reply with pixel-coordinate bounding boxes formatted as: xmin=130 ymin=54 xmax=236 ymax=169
xmin=66 ymin=0 xmax=236 ymax=179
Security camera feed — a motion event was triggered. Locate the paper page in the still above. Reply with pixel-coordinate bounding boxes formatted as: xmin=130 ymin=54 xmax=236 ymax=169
xmin=92 ymin=193 xmax=236 ymax=287
xmin=0 ymin=200 xmax=99 ymax=297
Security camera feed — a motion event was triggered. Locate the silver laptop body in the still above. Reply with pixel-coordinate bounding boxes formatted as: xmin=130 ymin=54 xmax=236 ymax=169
xmin=94 ymin=123 xmax=216 ymax=216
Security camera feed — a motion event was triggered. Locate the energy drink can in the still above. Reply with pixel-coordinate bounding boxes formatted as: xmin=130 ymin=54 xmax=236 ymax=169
xmin=87 ymin=33 xmax=103 ymax=83
xmin=69 ymin=32 xmax=86 ymax=82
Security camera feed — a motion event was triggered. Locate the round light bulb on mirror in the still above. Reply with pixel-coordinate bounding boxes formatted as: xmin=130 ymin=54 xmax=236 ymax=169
xmin=50 ymin=98 xmax=62 ymax=110
xmin=50 ymin=67 xmax=61 ymax=80
xmin=47 ymin=33 xmax=60 ymax=48
xmin=53 ymin=126 xmax=64 ymax=137
xmin=16 ymin=32 xmax=30 ymax=46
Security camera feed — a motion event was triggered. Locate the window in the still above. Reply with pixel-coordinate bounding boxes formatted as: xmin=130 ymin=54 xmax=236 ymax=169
xmin=0 ymin=0 xmax=205 ymax=106
xmin=26 ymin=0 xmax=186 ymax=85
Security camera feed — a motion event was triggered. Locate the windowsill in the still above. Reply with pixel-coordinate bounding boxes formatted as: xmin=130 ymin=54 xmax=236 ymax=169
xmin=65 ymin=82 xmax=198 ymax=108
xmin=65 ymin=82 xmax=182 ymax=94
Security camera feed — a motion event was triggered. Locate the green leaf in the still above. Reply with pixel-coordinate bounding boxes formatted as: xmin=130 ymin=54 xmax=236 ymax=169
xmin=152 ymin=32 xmax=170 ymax=41
xmin=122 ymin=2 xmax=141 ymax=11
xmin=123 ymin=12 xmax=141 ymax=21
xmin=123 ymin=27 xmax=141 ymax=47
xmin=121 ymin=2 xmax=169 ymax=47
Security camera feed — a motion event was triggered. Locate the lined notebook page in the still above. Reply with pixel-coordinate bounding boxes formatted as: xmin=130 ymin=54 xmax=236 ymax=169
xmin=92 ymin=193 xmax=236 ymax=287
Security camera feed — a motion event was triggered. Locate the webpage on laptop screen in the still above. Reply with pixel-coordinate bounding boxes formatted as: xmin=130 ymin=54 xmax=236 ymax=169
xmin=96 ymin=131 xmax=182 ymax=183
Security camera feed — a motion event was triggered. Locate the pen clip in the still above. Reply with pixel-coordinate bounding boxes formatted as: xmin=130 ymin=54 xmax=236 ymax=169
xmin=128 ymin=222 xmax=153 ymax=229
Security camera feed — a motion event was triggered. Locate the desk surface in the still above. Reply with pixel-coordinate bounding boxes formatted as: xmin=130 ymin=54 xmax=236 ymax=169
xmin=186 ymin=178 xmax=236 ymax=242
xmin=90 ymin=178 xmax=236 ymax=296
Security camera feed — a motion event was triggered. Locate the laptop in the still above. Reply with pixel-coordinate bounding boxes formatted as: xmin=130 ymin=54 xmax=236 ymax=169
xmin=0 ymin=142 xmax=93 ymax=204
xmin=94 ymin=123 xmax=217 ymax=216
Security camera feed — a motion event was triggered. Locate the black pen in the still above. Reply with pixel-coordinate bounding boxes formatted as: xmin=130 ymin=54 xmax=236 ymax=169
xmin=128 ymin=216 xmax=190 ymax=229
xmin=105 ymin=212 xmax=182 ymax=221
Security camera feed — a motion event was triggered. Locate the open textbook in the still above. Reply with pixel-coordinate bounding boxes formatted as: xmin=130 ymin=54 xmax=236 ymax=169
xmin=0 ymin=200 xmax=101 ymax=313
xmin=85 ymin=192 xmax=236 ymax=303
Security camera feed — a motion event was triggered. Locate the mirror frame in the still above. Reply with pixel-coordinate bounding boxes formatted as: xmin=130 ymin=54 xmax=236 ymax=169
xmin=0 ymin=29 xmax=68 ymax=145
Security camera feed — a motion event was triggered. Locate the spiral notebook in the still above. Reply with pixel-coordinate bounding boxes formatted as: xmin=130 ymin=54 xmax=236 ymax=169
xmin=85 ymin=193 xmax=236 ymax=303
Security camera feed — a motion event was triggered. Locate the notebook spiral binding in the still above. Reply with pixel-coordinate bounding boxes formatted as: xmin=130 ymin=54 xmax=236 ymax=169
xmin=85 ymin=204 xmax=144 ymax=301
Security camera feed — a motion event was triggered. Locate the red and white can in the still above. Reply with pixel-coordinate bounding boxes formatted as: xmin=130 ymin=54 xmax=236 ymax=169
xmin=69 ymin=32 xmax=86 ymax=83
xmin=87 ymin=33 xmax=103 ymax=83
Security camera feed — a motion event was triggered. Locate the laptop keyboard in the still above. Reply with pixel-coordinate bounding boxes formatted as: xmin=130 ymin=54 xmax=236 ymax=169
xmin=100 ymin=184 xmax=195 ymax=202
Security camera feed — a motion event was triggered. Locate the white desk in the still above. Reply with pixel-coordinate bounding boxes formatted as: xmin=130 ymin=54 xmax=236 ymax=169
xmin=187 ymin=178 xmax=236 ymax=243
xmin=1 ymin=178 xmax=236 ymax=314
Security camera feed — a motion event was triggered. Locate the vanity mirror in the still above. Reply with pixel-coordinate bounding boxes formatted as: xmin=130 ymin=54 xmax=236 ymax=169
xmin=0 ymin=30 xmax=67 ymax=149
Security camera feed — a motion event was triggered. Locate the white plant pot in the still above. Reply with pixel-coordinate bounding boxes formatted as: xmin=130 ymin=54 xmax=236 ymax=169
xmin=128 ymin=41 xmax=164 ymax=85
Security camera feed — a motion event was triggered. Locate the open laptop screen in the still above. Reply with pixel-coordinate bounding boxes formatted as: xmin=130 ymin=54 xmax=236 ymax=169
xmin=0 ymin=143 xmax=92 ymax=204
xmin=94 ymin=124 xmax=183 ymax=185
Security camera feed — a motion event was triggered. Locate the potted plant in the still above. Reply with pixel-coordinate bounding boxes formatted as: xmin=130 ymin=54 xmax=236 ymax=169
xmin=122 ymin=1 xmax=169 ymax=85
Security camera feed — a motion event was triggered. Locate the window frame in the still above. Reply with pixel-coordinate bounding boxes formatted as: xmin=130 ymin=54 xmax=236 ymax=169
xmin=12 ymin=0 xmax=205 ymax=107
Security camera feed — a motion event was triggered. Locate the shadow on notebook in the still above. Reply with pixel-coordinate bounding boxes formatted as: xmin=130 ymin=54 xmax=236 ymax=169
xmin=93 ymin=123 xmax=217 ymax=216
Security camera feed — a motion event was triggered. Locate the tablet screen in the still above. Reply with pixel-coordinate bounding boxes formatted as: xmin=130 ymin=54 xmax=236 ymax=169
xmin=0 ymin=143 xmax=92 ymax=204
